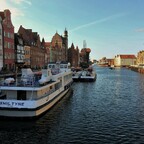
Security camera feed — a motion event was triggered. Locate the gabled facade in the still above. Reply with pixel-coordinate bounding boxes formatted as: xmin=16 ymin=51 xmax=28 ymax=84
xmin=0 ymin=9 xmax=15 ymax=70
xmin=50 ymin=29 xmax=68 ymax=62
xmin=45 ymin=42 xmax=51 ymax=64
xmin=24 ymin=46 xmax=30 ymax=67
xmin=114 ymin=54 xmax=136 ymax=67
xmin=14 ymin=33 xmax=25 ymax=66
xmin=18 ymin=25 xmax=45 ymax=69
xmin=68 ymin=43 xmax=79 ymax=67
xmin=30 ymin=32 xmax=45 ymax=69
xmin=0 ymin=16 xmax=3 ymax=71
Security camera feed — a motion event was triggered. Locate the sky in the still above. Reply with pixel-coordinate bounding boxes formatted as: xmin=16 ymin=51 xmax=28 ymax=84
xmin=1 ymin=0 xmax=144 ymax=60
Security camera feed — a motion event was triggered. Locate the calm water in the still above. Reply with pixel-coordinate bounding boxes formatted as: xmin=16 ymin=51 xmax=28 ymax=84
xmin=1 ymin=65 xmax=144 ymax=144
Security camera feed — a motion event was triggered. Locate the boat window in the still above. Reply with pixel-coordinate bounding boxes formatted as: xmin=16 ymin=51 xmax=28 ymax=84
xmin=0 ymin=91 xmax=6 ymax=99
xmin=60 ymin=65 xmax=63 ymax=68
xmin=64 ymin=65 xmax=67 ymax=68
xmin=17 ymin=90 xmax=26 ymax=100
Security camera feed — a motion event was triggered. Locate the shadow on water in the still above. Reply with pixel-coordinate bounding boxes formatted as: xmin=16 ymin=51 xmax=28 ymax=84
xmin=0 ymin=89 xmax=74 ymax=131
xmin=0 ymin=90 xmax=74 ymax=144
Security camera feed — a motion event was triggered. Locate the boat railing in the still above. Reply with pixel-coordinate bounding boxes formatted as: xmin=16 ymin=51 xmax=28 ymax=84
xmin=21 ymin=76 xmax=36 ymax=86
xmin=0 ymin=75 xmax=38 ymax=87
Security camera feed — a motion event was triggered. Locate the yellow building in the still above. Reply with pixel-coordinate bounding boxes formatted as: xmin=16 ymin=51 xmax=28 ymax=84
xmin=137 ymin=51 xmax=144 ymax=65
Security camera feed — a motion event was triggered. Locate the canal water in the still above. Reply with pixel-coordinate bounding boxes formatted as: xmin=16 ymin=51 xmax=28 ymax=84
xmin=0 ymin=65 xmax=144 ymax=144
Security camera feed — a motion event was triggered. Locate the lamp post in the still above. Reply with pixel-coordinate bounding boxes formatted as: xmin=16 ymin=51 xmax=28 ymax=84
xmin=15 ymin=64 xmax=18 ymax=86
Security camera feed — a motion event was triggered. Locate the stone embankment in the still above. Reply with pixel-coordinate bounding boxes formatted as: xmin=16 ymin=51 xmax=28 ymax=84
xmin=130 ymin=65 xmax=144 ymax=74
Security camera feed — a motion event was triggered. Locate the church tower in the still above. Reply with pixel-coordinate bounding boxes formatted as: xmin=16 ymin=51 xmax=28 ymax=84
xmin=63 ymin=28 xmax=68 ymax=61
xmin=64 ymin=28 xmax=68 ymax=38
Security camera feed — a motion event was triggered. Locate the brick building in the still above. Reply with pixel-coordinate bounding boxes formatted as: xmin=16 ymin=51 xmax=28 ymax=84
xmin=0 ymin=16 xmax=3 ymax=70
xmin=45 ymin=42 xmax=51 ymax=64
xmin=0 ymin=9 xmax=15 ymax=70
xmin=107 ymin=58 xmax=114 ymax=66
xmin=14 ymin=33 xmax=25 ymax=67
xmin=18 ymin=25 xmax=45 ymax=69
xmin=50 ymin=29 xmax=68 ymax=62
xmin=24 ymin=46 xmax=30 ymax=67
xmin=68 ymin=43 xmax=79 ymax=67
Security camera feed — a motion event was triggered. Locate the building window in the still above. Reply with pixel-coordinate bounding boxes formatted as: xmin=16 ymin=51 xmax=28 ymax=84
xmin=0 ymin=29 xmax=1 ymax=35
xmin=4 ymin=42 xmax=7 ymax=48
xmin=8 ymin=42 xmax=10 ymax=48
xmin=8 ymin=32 xmax=10 ymax=38
xmin=11 ymin=43 xmax=14 ymax=49
xmin=5 ymin=53 xmax=7 ymax=59
xmin=11 ymin=33 xmax=13 ymax=39
xmin=4 ymin=31 xmax=7 ymax=37
xmin=0 ymin=49 xmax=2 ymax=56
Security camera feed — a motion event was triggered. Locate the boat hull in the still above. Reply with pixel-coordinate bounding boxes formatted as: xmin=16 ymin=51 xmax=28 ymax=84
xmin=0 ymin=88 xmax=72 ymax=119
xmin=72 ymin=78 xmax=80 ymax=82
xmin=79 ymin=76 xmax=96 ymax=82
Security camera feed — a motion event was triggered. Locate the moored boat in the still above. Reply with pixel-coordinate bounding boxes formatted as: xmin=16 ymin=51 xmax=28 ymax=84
xmin=79 ymin=69 xmax=96 ymax=82
xmin=109 ymin=65 xmax=115 ymax=70
xmin=71 ymin=67 xmax=82 ymax=82
xmin=72 ymin=71 xmax=82 ymax=82
xmin=0 ymin=62 xmax=73 ymax=119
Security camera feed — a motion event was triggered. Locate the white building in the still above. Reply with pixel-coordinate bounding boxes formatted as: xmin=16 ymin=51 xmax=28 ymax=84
xmin=0 ymin=16 xmax=3 ymax=71
xmin=114 ymin=54 xmax=136 ymax=67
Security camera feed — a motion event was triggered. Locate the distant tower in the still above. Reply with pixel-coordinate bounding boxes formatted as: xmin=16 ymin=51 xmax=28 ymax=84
xmin=64 ymin=28 xmax=68 ymax=61
xmin=83 ymin=40 xmax=87 ymax=48
xmin=64 ymin=28 xmax=68 ymax=38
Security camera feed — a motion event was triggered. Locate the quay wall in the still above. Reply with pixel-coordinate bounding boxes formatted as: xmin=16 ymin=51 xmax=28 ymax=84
xmin=130 ymin=66 xmax=144 ymax=74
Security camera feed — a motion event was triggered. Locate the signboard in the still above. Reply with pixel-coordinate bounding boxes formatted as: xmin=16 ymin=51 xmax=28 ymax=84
xmin=0 ymin=100 xmax=36 ymax=108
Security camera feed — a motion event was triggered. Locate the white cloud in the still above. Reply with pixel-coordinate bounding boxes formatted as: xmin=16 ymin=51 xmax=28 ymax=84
xmin=135 ymin=28 xmax=144 ymax=32
xmin=0 ymin=0 xmax=31 ymax=18
xmin=11 ymin=0 xmax=32 ymax=5
xmin=70 ymin=13 xmax=128 ymax=32
xmin=0 ymin=0 xmax=10 ymax=10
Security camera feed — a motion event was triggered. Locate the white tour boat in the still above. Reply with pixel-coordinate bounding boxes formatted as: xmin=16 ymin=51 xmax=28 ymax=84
xmin=0 ymin=62 xmax=73 ymax=119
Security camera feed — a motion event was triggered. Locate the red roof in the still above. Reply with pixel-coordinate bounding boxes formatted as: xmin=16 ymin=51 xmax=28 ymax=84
xmin=119 ymin=55 xmax=136 ymax=59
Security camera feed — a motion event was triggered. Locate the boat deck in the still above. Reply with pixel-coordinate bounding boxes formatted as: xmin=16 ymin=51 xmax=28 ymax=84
xmin=0 ymin=76 xmax=55 ymax=88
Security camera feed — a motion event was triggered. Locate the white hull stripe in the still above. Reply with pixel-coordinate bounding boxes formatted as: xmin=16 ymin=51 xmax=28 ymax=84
xmin=0 ymin=87 xmax=71 ymax=111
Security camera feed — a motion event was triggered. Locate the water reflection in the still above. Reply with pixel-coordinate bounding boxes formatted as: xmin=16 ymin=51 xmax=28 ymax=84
xmin=1 ymin=66 xmax=144 ymax=143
